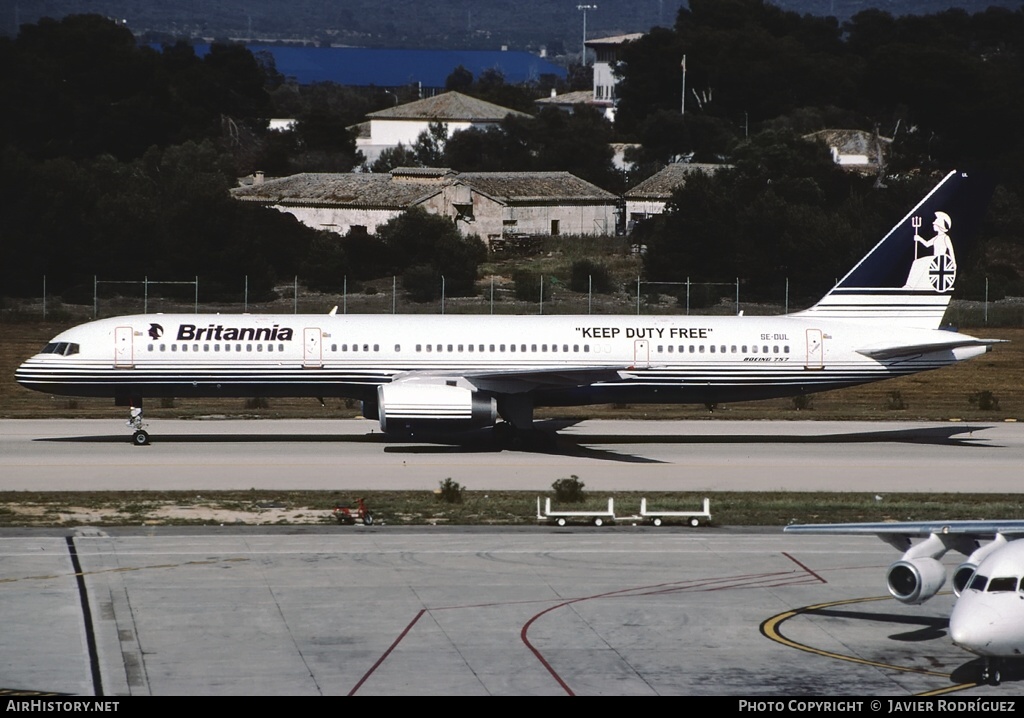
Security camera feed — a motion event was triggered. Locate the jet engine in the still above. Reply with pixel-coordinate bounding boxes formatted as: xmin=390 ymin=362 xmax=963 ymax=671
xmin=886 ymin=557 xmax=946 ymax=604
xmin=952 ymin=533 xmax=1007 ymax=596
xmin=377 ymin=383 xmax=497 ymax=433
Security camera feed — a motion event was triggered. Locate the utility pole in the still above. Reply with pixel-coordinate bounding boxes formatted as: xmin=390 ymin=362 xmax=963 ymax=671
xmin=577 ymin=5 xmax=596 ymax=64
xmin=681 ymin=55 xmax=686 ymax=114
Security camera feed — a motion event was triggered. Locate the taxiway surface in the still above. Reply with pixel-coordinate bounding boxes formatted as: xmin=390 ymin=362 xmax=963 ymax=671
xmin=1 ymin=527 xmax=1016 ymax=697
xmin=0 ymin=418 xmax=1020 ymax=492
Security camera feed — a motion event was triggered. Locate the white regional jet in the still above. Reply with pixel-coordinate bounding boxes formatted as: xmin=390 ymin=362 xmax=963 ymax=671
xmin=785 ymin=520 xmax=1024 ymax=685
xmin=16 ymin=170 xmax=999 ymax=446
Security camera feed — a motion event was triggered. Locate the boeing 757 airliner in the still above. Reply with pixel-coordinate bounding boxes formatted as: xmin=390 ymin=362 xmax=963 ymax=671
xmin=16 ymin=170 xmax=1000 ymax=445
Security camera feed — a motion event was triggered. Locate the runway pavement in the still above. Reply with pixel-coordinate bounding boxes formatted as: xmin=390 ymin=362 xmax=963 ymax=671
xmin=0 ymin=418 xmax=1021 ymax=492
xmin=3 ymin=418 xmax=1023 ymax=696
xmin=0 ymin=527 xmax=1017 ymax=697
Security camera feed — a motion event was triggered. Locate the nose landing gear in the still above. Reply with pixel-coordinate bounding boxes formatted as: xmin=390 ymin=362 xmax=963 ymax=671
xmin=127 ymin=405 xmax=150 ymax=445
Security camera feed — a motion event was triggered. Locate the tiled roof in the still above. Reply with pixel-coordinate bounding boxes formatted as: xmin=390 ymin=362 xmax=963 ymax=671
xmin=624 ymin=163 xmax=728 ymax=199
xmin=457 ymin=172 xmax=618 ymax=202
xmin=803 ymin=129 xmax=891 ymax=165
xmin=231 ymin=169 xmax=618 ymax=208
xmin=366 ymin=91 xmax=530 ymax=122
xmin=585 ymin=33 xmax=644 ymax=47
xmin=535 ymin=90 xmax=596 ymax=106
xmin=231 ymin=172 xmax=444 ymax=208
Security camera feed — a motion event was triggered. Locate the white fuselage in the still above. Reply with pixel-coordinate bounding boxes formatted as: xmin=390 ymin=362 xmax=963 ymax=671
xmin=16 ymin=312 xmax=986 ymax=409
xmin=949 ymin=541 xmax=1024 ymax=658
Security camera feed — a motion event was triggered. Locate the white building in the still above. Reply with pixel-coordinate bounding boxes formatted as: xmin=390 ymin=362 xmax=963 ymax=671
xmin=232 ymin=168 xmax=619 ymax=243
xmin=536 ymin=33 xmax=642 ymax=122
xmin=624 ymin=163 xmax=729 ymax=231
xmin=353 ymin=92 xmax=531 ymax=164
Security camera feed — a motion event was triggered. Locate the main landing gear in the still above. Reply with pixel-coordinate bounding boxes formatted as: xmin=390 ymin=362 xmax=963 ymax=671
xmin=127 ymin=405 xmax=150 ymax=446
xmin=981 ymin=658 xmax=1002 ymax=686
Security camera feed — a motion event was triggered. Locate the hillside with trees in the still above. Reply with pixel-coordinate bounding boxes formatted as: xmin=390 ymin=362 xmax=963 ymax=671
xmin=2 ymin=3 xmax=1024 ymax=309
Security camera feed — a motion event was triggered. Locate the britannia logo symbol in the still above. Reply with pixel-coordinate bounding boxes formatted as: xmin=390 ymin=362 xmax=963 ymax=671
xmin=904 ymin=211 xmax=956 ymax=292
xmin=148 ymin=323 xmax=164 ymax=340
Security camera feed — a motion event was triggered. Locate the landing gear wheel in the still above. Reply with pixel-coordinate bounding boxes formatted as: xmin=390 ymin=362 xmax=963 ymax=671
xmin=690 ymin=518 xmax=700 ymax=527
xmin=132 ymin=430 xmax=150 ymax=446
xmin=652 ymin=517 xmax=663 ymax=527
xmin=556 ymin=517 xmax=567 ymax=527
xmin=593 ymin=517 xmax=604 ymax=527
xmin=363 ymin=513 xmax=374 ymax=526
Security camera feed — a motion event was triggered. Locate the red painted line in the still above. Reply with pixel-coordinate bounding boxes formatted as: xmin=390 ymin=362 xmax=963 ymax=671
xmin=520 ymin=602 xmax=578 ymax=696
xmin=348 ymin=608 xmax=427 ymax=696
xmin=783 ymin=551 xmax=827 ymax=583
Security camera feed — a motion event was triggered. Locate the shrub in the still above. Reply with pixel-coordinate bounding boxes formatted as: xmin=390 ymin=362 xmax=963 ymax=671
xmin=970 ymin=390 xmax=1000 ymax=410
xmin=885 ymin=391 xmax=906 ymax=410
xmin=552 ymin=475 xmax=586 ymax=503
xmin=437 ymin=478 xmax=464 ymax=504
xmin=569 ymin=260 xmax=612 ymax=294
xmin=791 ymin=395 xmax=813 ymax=411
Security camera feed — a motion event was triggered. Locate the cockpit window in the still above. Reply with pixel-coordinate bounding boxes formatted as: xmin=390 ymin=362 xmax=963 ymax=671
xmin=969 ymin=574 xmax=989 ymax=591
xmin=987 ymin=577 xmax=1018 ymax=592
xmin=40 ymin=342 xmax=79 ymax=356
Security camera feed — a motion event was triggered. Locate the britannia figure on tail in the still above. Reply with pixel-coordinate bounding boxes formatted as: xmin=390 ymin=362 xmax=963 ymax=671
xmin=904 ymin=211 xmax=956 ymax=291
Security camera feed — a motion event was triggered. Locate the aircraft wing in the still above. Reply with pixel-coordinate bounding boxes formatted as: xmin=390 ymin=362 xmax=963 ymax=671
xmin=856 ymin=337 xmax=1005 ymax=361
xmin=388 ymin=365 xmax=631 ymax=394
xmin=786 ymin=520 xmax=1024 ymax=540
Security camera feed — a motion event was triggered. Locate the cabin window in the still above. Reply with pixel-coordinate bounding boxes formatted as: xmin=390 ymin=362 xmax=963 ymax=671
xmin=742 ymin=345 xmax=748 ymax=353
xmin=521 ymin=344 xmax=527 ymax=352
xmin=147 ymin=344 xmax=154 ymax=352
xmin=710 ymin=345 xmax=715 ymax=353
xmin=214 ymin=344 xmax=220 ymax=352
xmin=563 ymin=345 xmax=569 ymax=352
xmin=257 ymin=345 xmax=263 ymax=352
xmin=773 ymin=346 xmax=779 ymax=354
xmin=426 ymin=345 xmax=432 ymax=352
xmin=171 ymin=344 xmax=177 ymax=352
xmin=763 ymin=345 xmax=769 ymax=353
xmin=584 ymin=345 xmax=590 ymax=352
xmin=510 ymin=344 xmax=516 ymax=352
xmin=182 ymin=345 xmax=188 ymax=352
xmin=373 ymin=344 xmax=379 ymax=351
xmin=987 ymin=577 xmax=1018 ymax=592
xmin=784 ymin=345 xmax=790 ymax=354
xmin=204 ymin=344 xmax=210 ymax=352
xmin=458 ymin=344 xmax=464 ymax=352
xmin=573 ymin=345 xmax=579 ymax=352
xmin=436 ymin=344 xmax=442 ymax=352
xmin=416 ymin=344 xmax=422 ymax=352
xmin=490 ymin=344 xmax=496 ymax=352
xmin=246 ymin=344 xmax=252 ymax=352
xmin=468 ymin=344 xmax=473 ymax=352
xmin=731 ymin=346 xmax=737 ymax=353
xmin=447 ymin=344 xmax=453 ymax=352
xmin=160 ymin=344 xmax=166 ymax=352
xmin=395 ymin=345 xmax=401 ymax=352
xmin=267 ymin=344 xmax=273 ymax=352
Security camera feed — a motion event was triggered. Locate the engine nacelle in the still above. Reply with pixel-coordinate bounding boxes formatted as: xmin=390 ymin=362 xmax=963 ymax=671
xmin=952 ymin=562 xmax=978 ymax=597
xmin=886 ymin=557 xmax=947 ymax=605
xmin=377 ymin=383 xmax=497 ymax=433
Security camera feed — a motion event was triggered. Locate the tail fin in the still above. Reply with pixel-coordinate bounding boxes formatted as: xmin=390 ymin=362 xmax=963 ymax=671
xmin=796 ymin=170 xmax=992 ymax=328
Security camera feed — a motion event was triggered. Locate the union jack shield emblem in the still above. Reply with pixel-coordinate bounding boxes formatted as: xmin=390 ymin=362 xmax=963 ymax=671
xmin=929 ymin=254 xmax=957 ymax=292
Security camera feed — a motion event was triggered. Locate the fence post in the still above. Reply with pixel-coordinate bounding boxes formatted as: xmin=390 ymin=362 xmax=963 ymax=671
xmin=42 ymin=276 xmax=46 ymax=320
xmin=244 ymin=275 xmax=248 ymax=312
xmin=441 ymin=275 xmax=446 ymax=314
xmin=93 ymin=275 xmax=98 ymax=319
xmin=636 ymin=276 xmax=641 ymax=315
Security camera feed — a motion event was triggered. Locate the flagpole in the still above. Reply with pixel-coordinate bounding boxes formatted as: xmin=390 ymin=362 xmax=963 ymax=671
xmin=681 ymin=54 xmax=686 ymax=115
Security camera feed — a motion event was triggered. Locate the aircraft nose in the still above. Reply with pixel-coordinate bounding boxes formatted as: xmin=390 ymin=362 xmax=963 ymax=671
xmin=950 ymin=601 xmax=1000 ymax=655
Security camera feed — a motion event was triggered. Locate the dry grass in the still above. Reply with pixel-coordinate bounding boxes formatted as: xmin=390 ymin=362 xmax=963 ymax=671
xmin=2 ymin=489 xmax=1024 ymax=528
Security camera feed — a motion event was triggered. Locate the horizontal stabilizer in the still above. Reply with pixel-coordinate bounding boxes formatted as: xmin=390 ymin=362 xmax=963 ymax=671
xmin=786 ymin=520 xmax=1024 ymax=540
xmin=856 ymin=337 xmax=1005 ymax=361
